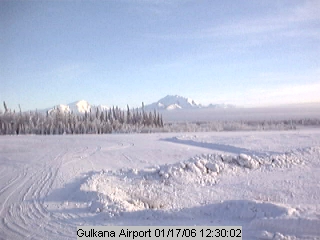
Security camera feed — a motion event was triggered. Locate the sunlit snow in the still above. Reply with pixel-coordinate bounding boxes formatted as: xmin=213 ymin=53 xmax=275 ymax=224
xmin=1 ymin=130 xmax=320 ymax=239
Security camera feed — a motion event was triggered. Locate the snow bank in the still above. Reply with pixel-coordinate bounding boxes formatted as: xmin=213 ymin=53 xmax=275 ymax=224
xmin=80 ymin=149 xmax=308 ymax=216
xmin=198 ymin=200 xmax=295 ymax=220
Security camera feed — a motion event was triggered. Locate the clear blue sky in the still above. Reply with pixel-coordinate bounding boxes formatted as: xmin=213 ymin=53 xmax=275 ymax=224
xmin=1 ymin=0 xmax=319 ymax=111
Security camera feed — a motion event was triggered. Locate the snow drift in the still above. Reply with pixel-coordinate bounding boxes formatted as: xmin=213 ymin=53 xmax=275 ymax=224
xmin=80 ymin=149 xmax=309 ymax=215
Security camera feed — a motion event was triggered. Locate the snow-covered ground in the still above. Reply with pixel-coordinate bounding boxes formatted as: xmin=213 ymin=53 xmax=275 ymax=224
xmin=1 ymin=129 xmax=320 ymax=239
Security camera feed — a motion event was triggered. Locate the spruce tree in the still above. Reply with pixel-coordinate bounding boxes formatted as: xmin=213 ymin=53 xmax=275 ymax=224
xmin=3 ymin=101 xmax=8 ymax=113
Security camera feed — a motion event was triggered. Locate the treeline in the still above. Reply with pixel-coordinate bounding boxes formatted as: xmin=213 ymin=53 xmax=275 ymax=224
xmin=0 ymin=102 xmax=164 ymax=135
xmin=162 ymin=118 xmax=320 ymax=132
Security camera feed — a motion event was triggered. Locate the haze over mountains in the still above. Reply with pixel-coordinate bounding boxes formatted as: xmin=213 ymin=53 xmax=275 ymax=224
xmin=45 ymin=95 xmax=235 ymax=114
xmin=145 ymin=95 xmax=236 ymax=110
xmin=42 ymin=95 xmax=320 ymax=122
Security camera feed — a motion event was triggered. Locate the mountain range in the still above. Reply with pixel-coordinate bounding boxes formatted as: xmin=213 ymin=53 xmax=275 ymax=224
xmin=144 ymin=95 xmax=200 ymax=110
xmin=45 ymin=95 xmax=235 ymax=114
xmin=145 ymin=95 xmax=235 ymax=110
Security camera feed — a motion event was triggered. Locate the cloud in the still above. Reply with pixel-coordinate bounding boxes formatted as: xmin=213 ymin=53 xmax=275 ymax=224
xmin=203 ymin=2 xmax=320 ymax=40
xmin=291 ymin=0 xmax=320 ymax=22
xmin=147 ymin=1 xmax=320 ymax=42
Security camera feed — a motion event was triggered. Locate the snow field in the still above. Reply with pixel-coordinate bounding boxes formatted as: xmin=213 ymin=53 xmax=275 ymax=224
xmin=1 ymin=130 xmax=320 ymax=239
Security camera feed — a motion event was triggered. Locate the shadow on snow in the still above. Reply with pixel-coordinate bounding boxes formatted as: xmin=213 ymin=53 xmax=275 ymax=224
xmin=160 ymin=137 xmax=280 ymax=156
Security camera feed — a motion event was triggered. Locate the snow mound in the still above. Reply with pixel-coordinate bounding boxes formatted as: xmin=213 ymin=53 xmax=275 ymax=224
xmin=257 ymin=145 xmax=320 ymax=168
xmin=201 ymin=200 xmax=294 ymax=220
xmin=81 ymin=169 xmax=174 ymax=216
xmin=257 ymin=231 xmax=299 ymax=240
xmin=80 ymin=150 xmax=308 ymax=216
xmin=236 ymin=153 xmax=260 ymax=169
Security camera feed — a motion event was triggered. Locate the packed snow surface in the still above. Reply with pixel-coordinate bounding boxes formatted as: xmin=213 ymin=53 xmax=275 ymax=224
xmin=1 ymin=130 xmax=320 ymax=239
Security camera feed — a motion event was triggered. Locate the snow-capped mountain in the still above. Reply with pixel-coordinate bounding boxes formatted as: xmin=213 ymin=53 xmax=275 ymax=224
xmin=68 ymin=100 xmax=91 ymax=113
xmin=44 ymin=95 xmax=235 ymax=114
xmin=144 ymin=95 xmax=201 ymax=111
xmin=47 ymin=100 xmax=109 ymax=114
xmin=144 ymin=95 xmax=236 ymax=111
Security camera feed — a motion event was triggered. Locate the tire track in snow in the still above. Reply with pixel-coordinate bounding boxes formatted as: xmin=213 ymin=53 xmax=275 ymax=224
xmin=0 ymin=169 xmax=31 ymax=240
xmin=21 ymin=150 xmax=74 ymax=238
xmin=0 ymin=166 xmax=9 ymax=181
xmin=2 ymin=169 xmax=43 ymax=239
xmin=0 ymin=172 xmax=22 ymax=196
xmin=1 ymin=142 xmax=134 ymax=239
xmin=122 ymin=153 xmax=133 ymax=163
xmin=0 ymin=149 xmax=75 ymax=240
xmin=62 ymin=145 xmax=102 ymax=171
xmin=103 ymin=142 xmax=134 ymax=151
xmin=0 ymin=170 xmax=27 ymax=216
xmin=2 ymin=171 xmax=46 ymax=238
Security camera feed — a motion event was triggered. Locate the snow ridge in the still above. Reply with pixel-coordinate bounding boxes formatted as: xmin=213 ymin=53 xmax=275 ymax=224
xmin=81 ymin=149 xmax=307 ymax=216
